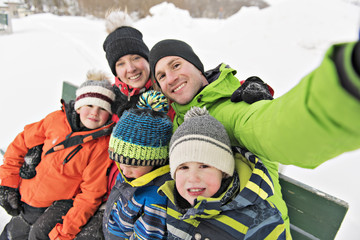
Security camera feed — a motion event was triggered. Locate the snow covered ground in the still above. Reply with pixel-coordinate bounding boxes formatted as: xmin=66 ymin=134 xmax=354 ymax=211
xmin=0 ymin=0 xmax=359 ymax=238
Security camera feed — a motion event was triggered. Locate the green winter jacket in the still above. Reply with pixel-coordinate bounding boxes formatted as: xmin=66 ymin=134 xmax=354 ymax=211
xmin=171 ymin=41 xmax=360 ymax=232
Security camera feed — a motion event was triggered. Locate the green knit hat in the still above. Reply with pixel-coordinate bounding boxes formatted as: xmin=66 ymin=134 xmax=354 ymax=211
xmin=108 ymin=90 xmax=172 ymax=166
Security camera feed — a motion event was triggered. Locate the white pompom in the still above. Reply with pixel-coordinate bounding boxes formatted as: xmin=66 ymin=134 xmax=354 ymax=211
xmin=105 ymin=9 xmax=134 ymax=34
xmin=86 ymin=69 xmax=111 ymax=81
xmin=184 ymin=107 xmax=209 ymax=121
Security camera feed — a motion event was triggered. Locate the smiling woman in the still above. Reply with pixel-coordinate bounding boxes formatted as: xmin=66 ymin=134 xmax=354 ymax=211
xmin=102 ymin=10 xmax=155 ymax=122
xmin=114 ymin=54 xmax=150 ymax=89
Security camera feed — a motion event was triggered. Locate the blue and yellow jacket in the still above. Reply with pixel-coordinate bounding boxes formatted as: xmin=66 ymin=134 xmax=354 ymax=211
xmin=159 ymin=147 xmax=287 ymax=240
xmin=103 ymin=164 xmax=171 ymax=240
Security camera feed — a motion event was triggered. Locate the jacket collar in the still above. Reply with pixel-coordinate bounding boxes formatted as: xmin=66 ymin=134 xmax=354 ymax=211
xmin=114 ymin=77 xmax=153 ymax=97
xmin=117 ymin=164 xmax=171 ymax=188
xmin=171 ymin=63 xmax=239 ymax=126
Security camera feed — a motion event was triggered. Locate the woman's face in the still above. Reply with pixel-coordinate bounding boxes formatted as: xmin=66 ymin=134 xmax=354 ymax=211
xmin=115 ymin=54 xmax=150 ymax=89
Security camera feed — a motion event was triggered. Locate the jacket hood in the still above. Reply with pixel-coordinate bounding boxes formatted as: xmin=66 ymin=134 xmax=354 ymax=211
xmin=62 ymin=99 xmax=81 ymax=131
xmin=114 ymin=76 xmax=153 ymax=97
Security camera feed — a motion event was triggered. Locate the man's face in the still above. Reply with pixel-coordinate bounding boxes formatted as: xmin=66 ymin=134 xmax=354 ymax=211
xmin=154 ymin=56 xmax=208 ymax=105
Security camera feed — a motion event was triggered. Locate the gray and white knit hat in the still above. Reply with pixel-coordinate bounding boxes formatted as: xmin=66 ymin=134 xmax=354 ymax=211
xmin=169 ymin=107 xmax=234 ymax=178
xmin=74 ymin=69 xmax=115 ymax=114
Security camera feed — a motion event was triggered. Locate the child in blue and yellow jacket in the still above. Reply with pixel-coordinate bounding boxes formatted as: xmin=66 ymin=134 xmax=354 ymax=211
xmin=103 ymin=91 xmax=173 ymax=240
xmin=159 ymin=107 xmax=287 ymax=240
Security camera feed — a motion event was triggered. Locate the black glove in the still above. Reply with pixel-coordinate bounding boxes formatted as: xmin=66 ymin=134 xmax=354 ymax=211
xmin=19 ymin=144 xmax=43 ymax=179
xmin=231 ymin=76 xmax=273 ymax=103
xmin=111 ymin=85 xmax=141 ymax=118
xmin=0 ymin=186 xmax=22 ymax=216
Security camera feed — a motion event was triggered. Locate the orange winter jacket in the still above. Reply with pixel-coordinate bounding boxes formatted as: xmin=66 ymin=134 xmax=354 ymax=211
xmin=0 ymin=101 xmax=114 ymax=239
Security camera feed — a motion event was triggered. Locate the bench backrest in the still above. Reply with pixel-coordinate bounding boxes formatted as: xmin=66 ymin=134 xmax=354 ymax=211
xmin=279 ymin=173 xmax=348 ymax=239
xmin=62 ymin=81 xmax=78 ymax=102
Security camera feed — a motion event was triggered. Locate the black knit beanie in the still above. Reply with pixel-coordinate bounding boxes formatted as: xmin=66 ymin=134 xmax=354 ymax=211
xmin=103 ymin=26 xmax=149 ymax=76
xmin=149 ymin=39 xmax=205 ymax=84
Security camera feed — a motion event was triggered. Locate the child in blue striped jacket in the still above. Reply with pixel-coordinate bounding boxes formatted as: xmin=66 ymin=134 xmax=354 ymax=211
xmin=102 ymin=90 xmax=173 ymax=240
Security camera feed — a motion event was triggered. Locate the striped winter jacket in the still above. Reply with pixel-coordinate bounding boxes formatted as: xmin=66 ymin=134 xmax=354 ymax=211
xmin=159 ymin=147 xmax=288 ymax=240
xmin=103 ymin=163 xmax=172 ymax=240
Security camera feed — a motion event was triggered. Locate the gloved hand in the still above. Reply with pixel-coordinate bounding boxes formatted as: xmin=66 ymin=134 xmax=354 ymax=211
xmin=19 ymin=144 xmax=43 ymax=179
xmin=0 ymin=186 xmax=22 ymax=216
xmin=231 ymin=76 xmax=274 ymax=103
xmin=111 ymin=85 xmax=141 ymax=117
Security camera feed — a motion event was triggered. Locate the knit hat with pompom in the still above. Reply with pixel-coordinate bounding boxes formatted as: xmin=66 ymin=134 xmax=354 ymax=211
xmin=103 ymin=9 xmax=149 ymax=76
xmin=108 ymin=90 xmax=173 ymax=166
xmin=74 ymin=69 xmax=115 ymax=114
xmin=169 ymin=107 xmax=234 ymax=178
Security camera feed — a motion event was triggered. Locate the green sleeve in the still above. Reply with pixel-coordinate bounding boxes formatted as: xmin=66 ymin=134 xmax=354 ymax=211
xmin=220 ymin=42 xmax=360 ymax=169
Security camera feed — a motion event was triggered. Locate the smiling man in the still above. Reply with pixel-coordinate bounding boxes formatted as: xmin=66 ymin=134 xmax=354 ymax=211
xmin=149 ymin=39 xmax=360 ymax=236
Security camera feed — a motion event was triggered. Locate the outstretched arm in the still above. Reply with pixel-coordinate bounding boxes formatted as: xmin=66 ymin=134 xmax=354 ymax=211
xmin=227 ymin=41 xmax=360 ymax=168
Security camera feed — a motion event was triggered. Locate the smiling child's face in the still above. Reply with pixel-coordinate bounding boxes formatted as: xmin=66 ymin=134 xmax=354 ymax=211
xmin=175 ymin=161 xmax=223 ymax=206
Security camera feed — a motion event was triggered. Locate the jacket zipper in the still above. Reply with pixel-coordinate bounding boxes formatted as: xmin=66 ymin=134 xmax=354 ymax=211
xmin=61 ymin=145 xmax=83 ymax=174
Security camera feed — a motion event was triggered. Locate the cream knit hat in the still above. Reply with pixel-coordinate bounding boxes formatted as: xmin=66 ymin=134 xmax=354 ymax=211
xmin=169 ymin=107 xmax=234 ymax=178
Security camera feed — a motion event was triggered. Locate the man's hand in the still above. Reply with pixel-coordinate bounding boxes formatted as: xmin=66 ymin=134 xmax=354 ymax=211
xmin=231 ymin=76 xmax=274 ymax=103
xmin=0 ymin=186 xmax=22 ymax=216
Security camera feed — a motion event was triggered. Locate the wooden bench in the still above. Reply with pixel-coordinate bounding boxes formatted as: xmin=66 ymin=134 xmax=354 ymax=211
xmin=61 ymin=81 xmax=349 ymax=239
xmin=279 ymin=173 xmax=348 ymax=239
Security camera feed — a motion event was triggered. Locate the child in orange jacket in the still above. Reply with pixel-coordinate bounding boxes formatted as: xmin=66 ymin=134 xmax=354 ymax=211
xmin=0 ymin=69 xmax=115 ymax=240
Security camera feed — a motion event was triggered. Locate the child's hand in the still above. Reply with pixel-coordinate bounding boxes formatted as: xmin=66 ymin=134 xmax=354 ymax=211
xmin=231 ymin=76 xmax=274 ymax=103
xmin=0 ymin=186 xmax=22 ymax=216
xmin=19 ymin=144 xmax=43 ymax=179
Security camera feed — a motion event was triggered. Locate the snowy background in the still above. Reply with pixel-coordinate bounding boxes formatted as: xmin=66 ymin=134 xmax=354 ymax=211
xmin=0 ymin=0 xmax=359 ymax=238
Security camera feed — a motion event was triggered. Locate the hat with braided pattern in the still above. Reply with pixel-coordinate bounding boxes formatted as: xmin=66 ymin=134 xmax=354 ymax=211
xmin=108 ymin=90 xmax=172 ymax=166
